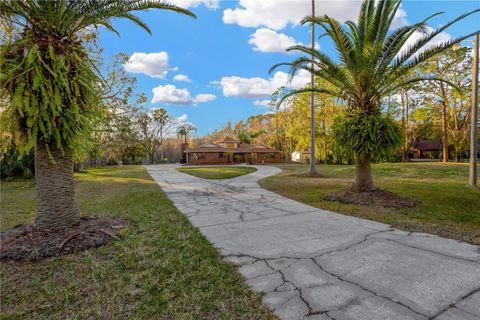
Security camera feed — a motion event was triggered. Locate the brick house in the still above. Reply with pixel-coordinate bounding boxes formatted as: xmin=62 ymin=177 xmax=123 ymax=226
xmin=185 ymin=136 xmax=282 ymax=165
xmin=411 ymin=140 xmax=442 ymax=159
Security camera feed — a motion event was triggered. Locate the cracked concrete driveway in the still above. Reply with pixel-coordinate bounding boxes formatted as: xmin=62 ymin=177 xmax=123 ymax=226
xmin=146 ymin=164 xmax=480 ymax=320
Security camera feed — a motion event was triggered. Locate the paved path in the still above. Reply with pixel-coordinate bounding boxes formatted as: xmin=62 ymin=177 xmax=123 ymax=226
xmin=146 ymin=164 xmax=480 ymax=320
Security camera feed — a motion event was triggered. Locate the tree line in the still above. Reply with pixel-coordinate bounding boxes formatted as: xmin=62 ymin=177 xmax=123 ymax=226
xmin=199 ymin=44 xmax=478 ymax=167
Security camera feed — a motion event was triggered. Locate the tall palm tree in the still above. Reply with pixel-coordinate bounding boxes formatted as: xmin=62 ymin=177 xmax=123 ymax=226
xmin=0 ymin=0 xmax=195 ymax=229
xmin=177 ymin=123 xmax=197 ymax=145
xmin=271 ymin=0 xmax=478 ymax=192
xmin=152 ymin=108 xmax=172 ymax=161
xmin=177 ymin=123 xmax=196 ymax=164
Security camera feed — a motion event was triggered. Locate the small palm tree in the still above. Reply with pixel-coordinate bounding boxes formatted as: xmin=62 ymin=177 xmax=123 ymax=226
xmin=0 ymin=0 xmax=195 ymax=229
xmin=272 ymin=0 xmax=478 ymax=192
xmin=177 ymin=123 xmax=197 ymax=145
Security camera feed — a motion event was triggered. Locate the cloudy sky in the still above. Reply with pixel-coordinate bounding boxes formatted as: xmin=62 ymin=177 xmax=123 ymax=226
xmin=99 ymin=0 xmax=479 ymax=135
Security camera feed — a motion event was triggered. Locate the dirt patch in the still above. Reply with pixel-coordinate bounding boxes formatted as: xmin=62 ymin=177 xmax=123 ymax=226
xmin=0 ymin=216 xmax=128 ymax=262
xmin=324 ymin=188 xmax=416 ymax=208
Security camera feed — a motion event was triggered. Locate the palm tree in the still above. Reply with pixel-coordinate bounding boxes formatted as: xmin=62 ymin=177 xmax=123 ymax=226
xmin=271 ymin=0 xmax=478 ymax=192
xmin=177 ymin=123 xmax=196 ymax=164
xmin=152 ymin=108 xmax=173 ymax=161
xmin=177 ymin=123 xmax=197 ymax=145
xmin=0 ymin=0 xmax=195 ymax=229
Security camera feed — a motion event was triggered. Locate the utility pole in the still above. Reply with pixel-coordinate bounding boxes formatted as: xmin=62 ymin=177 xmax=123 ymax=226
xmin=309 ymin=0 xmax=318 ymax=176
xmin=470 ymin=33 xmax=478 ymax=187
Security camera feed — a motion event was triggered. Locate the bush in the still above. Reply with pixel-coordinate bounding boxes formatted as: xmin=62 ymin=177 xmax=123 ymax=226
xmin=0 ymin=147 xmax=34 ymax=178
xmin=233 ymin=155 xmax=242 ymax=163
xmin=331 ymin=111 xmax=403 ymax=161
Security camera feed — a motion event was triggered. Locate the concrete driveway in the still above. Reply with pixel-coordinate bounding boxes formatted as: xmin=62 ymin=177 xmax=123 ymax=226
xmin=146 ymin=164 xmax=480 ymax=320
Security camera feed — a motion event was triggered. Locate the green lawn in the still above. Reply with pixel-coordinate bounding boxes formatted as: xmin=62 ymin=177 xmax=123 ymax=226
xmin=0 ymin=166 xmax=274 ymax=319
xmin=177 ymin=166 xmax=257 ymax=179
xmin=260 ymin=162 xmax=480 ymax=244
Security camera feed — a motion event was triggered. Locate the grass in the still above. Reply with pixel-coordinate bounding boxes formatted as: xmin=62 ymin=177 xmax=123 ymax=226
xmin=177 ymin=166 xmax=257 ymax=179
xmin=260 ymin=162 xmax=480 ymax=244
xmin=0 ymin=166 xmax=275 ymax=319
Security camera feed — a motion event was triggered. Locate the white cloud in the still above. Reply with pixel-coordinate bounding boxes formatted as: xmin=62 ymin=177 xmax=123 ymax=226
xmin=170 ymin=0 xmax=219 ymax=9
xmin=400 ymin=26 xmax=452 ymax=59
xmin=173 ymin=74 xmax=192 ymax=82
xmin=151 ymin=85 xmax=216 ymax=105
xmin=176 ymin=114 xmax=189 ymax=123
xmin=249 ymin=28 xmax=302 ymax=53
xmin=193 ymin=93 xmax=216 ymax=103
xmin=253 ymin=99 xmax=271 ymax=107
xmin=391 ymin=7 xmax=408 ymax=29
xmin=124 ymin=52 xmax=170 ymax=78
xmin=219 ymin=70 xmax=310 ymax=99
xmin=223 ymin=0 xmax=361 ymax=30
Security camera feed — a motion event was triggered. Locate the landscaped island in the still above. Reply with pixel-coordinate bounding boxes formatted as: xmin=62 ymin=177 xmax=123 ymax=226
xmin=177 ymin=166 xmax=257 ymax=179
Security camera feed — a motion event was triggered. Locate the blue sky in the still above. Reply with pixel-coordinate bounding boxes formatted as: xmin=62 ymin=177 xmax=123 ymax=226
xmin=98 ymin=0 xmax=480 ymax=136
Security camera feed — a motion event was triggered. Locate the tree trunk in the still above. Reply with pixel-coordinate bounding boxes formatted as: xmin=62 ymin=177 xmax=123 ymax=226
xmin=352 ymin=155 xmax=376 ymax=192
xmin=34 ymin=144 xmax=80 ymax=229
xmin=440 ymin=84 xmax=449 ymax=163
xmin=149 ymin=151 xmax=155 ymax=164
xmin=442 ymin=101 xmax=449 ymax=163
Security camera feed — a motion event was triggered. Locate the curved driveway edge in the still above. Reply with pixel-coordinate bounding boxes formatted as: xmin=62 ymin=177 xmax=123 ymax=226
xmin=146 ymin=164 xmax=480 ymax=320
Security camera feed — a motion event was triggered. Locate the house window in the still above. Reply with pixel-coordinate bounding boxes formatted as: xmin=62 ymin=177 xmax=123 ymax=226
xmin=219 ymin=152 xmax=225 ymax=159
xmin=266 ymin=153 xmax=276 ymax=159
xmin=193 ymin=153 xmax=205 ymax=160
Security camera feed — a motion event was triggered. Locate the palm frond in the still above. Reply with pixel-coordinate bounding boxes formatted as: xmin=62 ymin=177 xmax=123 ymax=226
xmin=394 ymin=8 xmax=480 ymax=68
xmin=275 ymin=87 xmax=339 ymax=110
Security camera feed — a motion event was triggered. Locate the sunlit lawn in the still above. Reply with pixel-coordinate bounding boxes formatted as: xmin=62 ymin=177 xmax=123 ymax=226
xmin=177 ymin=166 xmax=257 ymax=179
xmin=260 ymin=162 xmax=480 ymax=244
xmin=0 ymin=166 xmax=274 ymax=319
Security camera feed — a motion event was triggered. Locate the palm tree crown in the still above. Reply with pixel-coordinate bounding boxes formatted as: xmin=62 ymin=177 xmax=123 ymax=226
xmin=0 ymin=0 xmax=195 ymax=156
xmin=0 ymin=0 xmax=195 ymax=39
xmin=272 ymin=0 xmax=479 ymax=114
xmin=177 ymin=123 xmax=196 ymax=144
xmin=271 ymin=0 xmax=478 ymax=192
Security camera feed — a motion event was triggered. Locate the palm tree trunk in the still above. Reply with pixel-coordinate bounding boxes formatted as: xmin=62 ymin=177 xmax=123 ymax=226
xmin=34 ymin=144 xmax=80 ymax=229
xmin=352 ymin=154 xmax=376 ymax=192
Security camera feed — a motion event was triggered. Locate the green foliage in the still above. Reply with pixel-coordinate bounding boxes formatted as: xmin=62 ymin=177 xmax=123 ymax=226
xmin=0 ymin=147 xmax=34 ymax=178
xmin=331 ymin=111 xmax=403 ymax=161
xmin=0 ymin=0 xmax=195 ymax=161
xmin=0 ymin=34 xmax=101 ymax=158
xmin=177 ymin=123 xmax=197 ymax=142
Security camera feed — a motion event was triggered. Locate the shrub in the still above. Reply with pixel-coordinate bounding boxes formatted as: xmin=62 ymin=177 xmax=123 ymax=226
xmin=331 ymin=111 xmax=403 ymax=161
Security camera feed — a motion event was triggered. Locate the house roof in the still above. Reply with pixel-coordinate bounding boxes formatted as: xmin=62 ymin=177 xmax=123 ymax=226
xmin=186 ymin=142 xmax=280 ymax=153
xmin=411 ymin=140 xmax=442 ymax=151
